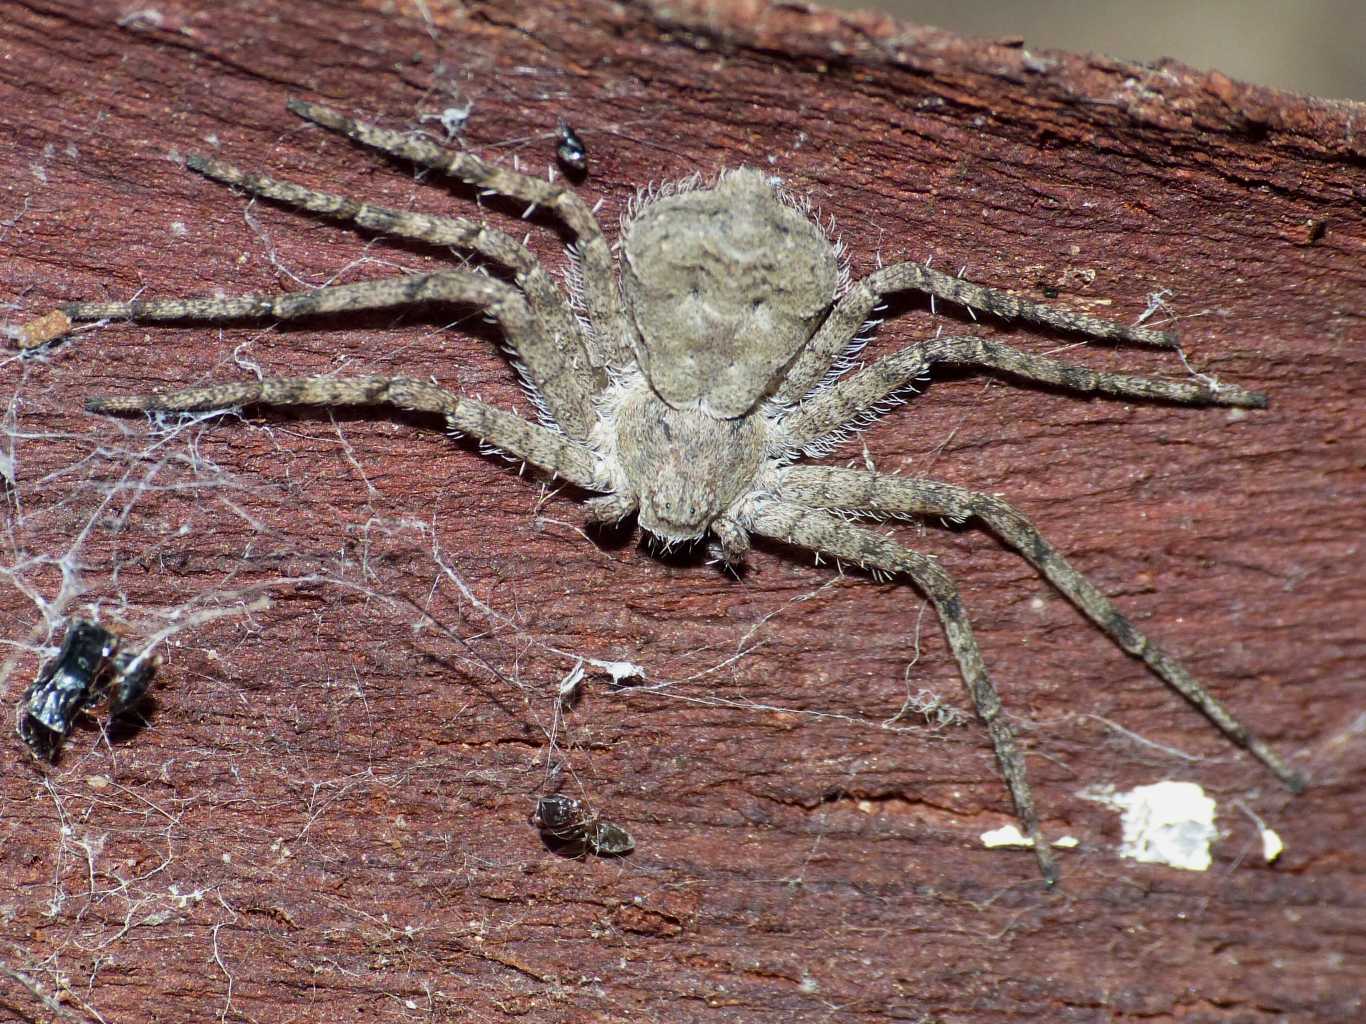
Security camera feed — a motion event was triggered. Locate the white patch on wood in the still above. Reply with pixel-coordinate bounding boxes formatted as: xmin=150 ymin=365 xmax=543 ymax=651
xmin=1260 ymin=826 xmax=1284 ymax=863
xmin=1084 ymin=781 xmax=1218 ymax=871
xmin=980 ymin=825 xmax=1079 ymax=849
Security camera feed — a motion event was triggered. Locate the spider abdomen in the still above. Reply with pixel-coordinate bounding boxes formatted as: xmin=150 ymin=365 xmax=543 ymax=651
xmin=621 ymin=167 xmax=840 ymax=418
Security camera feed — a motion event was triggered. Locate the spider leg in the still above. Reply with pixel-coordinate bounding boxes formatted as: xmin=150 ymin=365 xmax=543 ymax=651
xmin=583 ymin=493 xmax=639 ymax=524
xmin=778 ymin=261 xmax=1176 ymax=404
xmin=776 ymin=466 xmax=1306 ymax=792
xmin=58 ymin=269 xmax=599 ymax=441
xmin=746 ymin=497 xmax=1059 ymax=885
xmin=286 ymin=99 xmax=633 ymax=370
xmin=186 ymin=155 xmax=606 ymax=405
xmin=88 ymin=374 xmax=597 ymax=488
xmin=711 ymin=515 xmax=751 ymax=563
xmin=783 ymin=333 xmax=1266 ymax=453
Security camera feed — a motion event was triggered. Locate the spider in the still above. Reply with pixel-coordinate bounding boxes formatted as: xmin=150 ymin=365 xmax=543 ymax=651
xmin=18 ymin=99 xmax=1304 ymax=883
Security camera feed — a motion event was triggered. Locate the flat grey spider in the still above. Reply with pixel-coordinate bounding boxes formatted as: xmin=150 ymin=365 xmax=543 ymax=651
xmin=21 ymin=99 xmax=1304 ymax=884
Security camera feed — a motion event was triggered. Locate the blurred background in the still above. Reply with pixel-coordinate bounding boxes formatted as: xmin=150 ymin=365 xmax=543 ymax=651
xmin=821 ymin=0 xmax=1366 ymax=100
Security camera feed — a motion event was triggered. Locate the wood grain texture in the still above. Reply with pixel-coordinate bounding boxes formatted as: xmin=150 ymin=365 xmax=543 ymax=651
xmin=1 ymin=1 xmax=1362 ymax=1021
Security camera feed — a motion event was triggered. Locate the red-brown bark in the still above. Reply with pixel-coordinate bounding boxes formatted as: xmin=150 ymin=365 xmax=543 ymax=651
xmin=1 ymin=1 xmax=1362 ymax=1021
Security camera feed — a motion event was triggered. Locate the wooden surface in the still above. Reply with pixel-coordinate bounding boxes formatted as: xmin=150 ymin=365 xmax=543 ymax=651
xmin=2 ymin=1 xmax=1363 ymax=1021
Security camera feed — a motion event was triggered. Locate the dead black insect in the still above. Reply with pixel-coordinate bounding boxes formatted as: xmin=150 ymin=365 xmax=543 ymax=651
xmin=533 ymin=794 xmax=634 ymax=856
xmin=16 ymin=619 xmax=159 ymax=759
xmin=555 ymin=118 xmax=587 ymax=176
xmin=17 ymin=621 xmax=115 ymax=756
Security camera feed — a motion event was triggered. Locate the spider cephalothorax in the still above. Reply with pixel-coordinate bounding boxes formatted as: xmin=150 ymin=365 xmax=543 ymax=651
xmin=19 ymin=99 xmax=1304 ymax=883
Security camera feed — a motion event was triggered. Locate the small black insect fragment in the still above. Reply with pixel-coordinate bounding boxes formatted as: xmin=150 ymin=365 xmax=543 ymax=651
xmin=532 ymin=794 xmax=634 ymax=856
xmin=555 ymin=118 xmax=587 ymax=177
xmin=109 ymin=649 xmax=158 ymax=714
xmin=583 ymin=818 xmax=634 ymax=856
xmin=16 ymin=619 xmax=158 ymax=760
xmin=532 ymin=793 xmax=584 ymax=840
